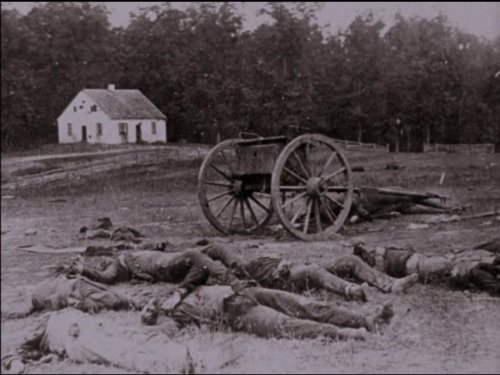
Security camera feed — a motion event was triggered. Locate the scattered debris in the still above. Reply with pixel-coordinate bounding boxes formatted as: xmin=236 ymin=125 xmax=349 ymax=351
xmin=352 ymin=166 xmax=365 ymax=172
xmin=49 ymin=198 xmax=67 ymax=203
xmin=16 ymin=245 xmax=86 ymax=254
xmin=407 ymin=223 xmax=430 ymax=230
xmin=439 ymin=172 xmax=446 ymax=185
xmin=385 ymin=163 xmax=405 ymax=170
xmin=1 ymin=195 xmax=16 ymax=200
xmin=24 ymin=229 xmax=37 ymax=236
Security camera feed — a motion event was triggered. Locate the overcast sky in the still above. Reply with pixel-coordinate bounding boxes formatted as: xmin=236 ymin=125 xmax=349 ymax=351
xmin=3 ymin=2 xmax=500 ymax=40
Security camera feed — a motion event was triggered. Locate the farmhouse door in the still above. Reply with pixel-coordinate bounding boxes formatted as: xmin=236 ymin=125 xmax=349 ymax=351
xmin=81 ymin=126 xmax=87 ymax=142
xmin=136 ymin=124 xmax=143 ymax=144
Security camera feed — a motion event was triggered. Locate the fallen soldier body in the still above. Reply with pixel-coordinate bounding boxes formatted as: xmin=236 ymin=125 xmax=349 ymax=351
xmin=70 ymin=244 xmax=418 ymax=302
xmin=141 ymin=271 xmax=395 ymax=342
xmin=6 ymin=275 xmax=138 ymax=318
xmin=4 ymin=308 xmax=220 ymax=374
xmin=199 ymin=244 xmax=419 ymax=300
xmin=353 ymin=237 xmax=500 ymax=296
xmin=349 ymin=187 xmax=457 ymax=222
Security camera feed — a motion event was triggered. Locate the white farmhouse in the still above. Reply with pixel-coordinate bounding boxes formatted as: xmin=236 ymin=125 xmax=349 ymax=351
xmin=57 ymin=85 xmax=167 ymax=144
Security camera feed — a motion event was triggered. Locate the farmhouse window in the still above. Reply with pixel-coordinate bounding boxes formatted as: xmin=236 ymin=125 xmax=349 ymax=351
xmin=119 ymin=122 xmax=128 ymax=135
xmin=73 ymin=106 xmax=77 ymax=112
xmin=91 ymin=105 xmax=97 ymax=112
xmin=152 ymin=121 xmax=157 ymax=135
xmin=67 ymin=123 xmax=72 ymax=136
xmin=97 ymin=123 xmax=102 ymax=136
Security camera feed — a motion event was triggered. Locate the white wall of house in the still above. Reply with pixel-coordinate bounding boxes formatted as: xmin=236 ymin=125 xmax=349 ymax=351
xmin=57 ymin=92 xmax=167 ymax=144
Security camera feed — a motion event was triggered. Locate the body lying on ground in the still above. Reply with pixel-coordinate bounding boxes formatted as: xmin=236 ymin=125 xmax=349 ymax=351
xmin=349 ymin=187 xmax=456 ymax=222
xmin=141 ymin=271 xmax=394 ymax=342
xmin=3 ymin=308 xmax=215 ymax=374
xmin=70 ymin=244 xmax=418 ymax=303
xmin=199 ymin=244 xmax=418 ymax=300
xmin=353 ymin=237 xmax=500 ymax=296
xmin=5 ymin=275 xmax=138 ymax=318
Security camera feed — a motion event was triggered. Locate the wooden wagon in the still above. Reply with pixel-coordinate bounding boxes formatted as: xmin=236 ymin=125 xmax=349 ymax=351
xmin=197 ymin=133 xmax=354 ymax=241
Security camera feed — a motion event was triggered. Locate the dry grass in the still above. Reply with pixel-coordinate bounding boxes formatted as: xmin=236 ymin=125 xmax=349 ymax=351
xmin=1 ymin=148 xmax=500 ymax=373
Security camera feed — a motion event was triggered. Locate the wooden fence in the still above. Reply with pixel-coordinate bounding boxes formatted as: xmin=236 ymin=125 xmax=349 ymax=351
xmin=2 ymin=147 xmax=209 ymax=190
xmin=423 ymin=143 xmax=495 ymax=154
xmin=331 ymin=138 xmax=389 ymax=152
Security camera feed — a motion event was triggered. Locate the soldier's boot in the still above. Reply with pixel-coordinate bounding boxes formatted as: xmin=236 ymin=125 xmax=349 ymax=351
xmin=364 ymin=303 xmax=394 ymax=333
xmin=390 ymin=273 xmax=419 ymax=294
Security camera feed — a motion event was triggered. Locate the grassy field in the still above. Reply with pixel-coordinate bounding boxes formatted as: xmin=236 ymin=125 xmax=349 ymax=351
xmin=1 ymin=145 xmax=500 ymax=373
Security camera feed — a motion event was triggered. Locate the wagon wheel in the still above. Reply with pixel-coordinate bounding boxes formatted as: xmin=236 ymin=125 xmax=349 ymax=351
xmin=198 ymin=139 xmax=274 ymax=235
xmin=271 ymin=134 xmax=353 ymax=241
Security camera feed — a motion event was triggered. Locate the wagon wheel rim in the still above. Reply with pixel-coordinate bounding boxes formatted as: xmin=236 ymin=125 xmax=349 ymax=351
xmin=271 ymin=134 xmax=353 ymax=241
xmin=198 ymin=139 xmax=274 ymax=235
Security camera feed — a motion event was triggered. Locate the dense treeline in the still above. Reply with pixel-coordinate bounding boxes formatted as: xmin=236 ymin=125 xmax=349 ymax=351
xmin=2 ymin=2 xmax=500 ymax=151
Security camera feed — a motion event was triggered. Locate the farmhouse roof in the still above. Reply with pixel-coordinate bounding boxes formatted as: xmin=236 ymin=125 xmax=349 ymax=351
xmin=82 ymin=89 xmax=166 ymax=120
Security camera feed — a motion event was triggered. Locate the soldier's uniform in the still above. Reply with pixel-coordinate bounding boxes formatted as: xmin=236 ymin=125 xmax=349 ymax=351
xmin=79 ymin=248 xmax=241 ymax=295
xmin=202 ymin=244 xmax=418 ymax=299
xmin=353 ymin=240 xmax=500 ymax=296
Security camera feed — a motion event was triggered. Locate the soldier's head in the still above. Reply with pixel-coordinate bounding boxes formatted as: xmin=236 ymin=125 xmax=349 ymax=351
xmin=353 ymin=242 xmax=377 ymax=267
xmin=272 ymin=260 xmax=292 ymax=281
xmin=140 ymin=298 xmax=160 ymax=326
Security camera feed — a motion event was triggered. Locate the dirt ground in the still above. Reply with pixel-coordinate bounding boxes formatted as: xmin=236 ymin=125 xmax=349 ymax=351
xmin=1 ymin=147 xmax=500 ymax=373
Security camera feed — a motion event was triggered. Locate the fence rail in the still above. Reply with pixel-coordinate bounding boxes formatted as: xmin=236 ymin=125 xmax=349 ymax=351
xmin=2 ymin=147 xmax=208 ymax=190
xmin=423 ymin=143 xmax=495 ymax=154
xmin=331 ymin=138 xmax=389 ymax=152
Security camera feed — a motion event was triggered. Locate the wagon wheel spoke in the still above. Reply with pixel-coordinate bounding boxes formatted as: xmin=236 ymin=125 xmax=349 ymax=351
xmin=290 ymin=206 xmax=304 ymax=226
xmin=303 ymin=198 xmax=313 ymax=234
xmin=228 ymin=198 xmax=238 ymax=231
xmin=314 ymin=198 xmax=322 ymax=233
xmin=210 ymin=163 xmax=232 ymax=182
xmin=284 ymin=166 xmax=308 ymax=184
xmin=323 ymin=194 xmax=345 ymax=210
xmin=239 ymin=199 xmax=246 ymax=228
xmin=249 ymin=194 xmax=271 ymax=213
xmin=323 ymin=167 xmax=346 ymax=182
xmin=215 ymin=196 xmax=235 ymax=219
xmin=292 ymin=151 xmax=310 ymax=179
xmin=244 ymin=198 xmax=260 ymax=226
xmin=282 ymin=191 xmax=308 ymax=209
xmin=318 ymin=152 xmax=337 ymax=177
xmin=320 ymin=196 xmax=338 ymax=224
xmin=208 ymin=190 xmax=233 ymax=202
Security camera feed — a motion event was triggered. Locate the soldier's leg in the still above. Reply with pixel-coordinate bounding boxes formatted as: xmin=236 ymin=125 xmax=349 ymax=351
xmin=176 ymin=250 xmax=246 ymax=288
xmin=200 ymin=244 xmax=244 ymax=268
xmin=223 ymin=294 xmax=366 ymax=341
xmin=80 ymin=258 xmax=130 ymax=285
xmin=288 ymin=264 xmax=368 ymax=301
xmin=326 ymin=255 xmax=418 ymax=293
xmin=242 ymin=287 xmax=393 ymax=331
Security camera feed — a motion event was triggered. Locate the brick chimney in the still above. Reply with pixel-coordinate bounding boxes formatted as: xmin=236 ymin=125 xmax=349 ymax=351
xmin=107 ymin=84 xmax=116 ymax=91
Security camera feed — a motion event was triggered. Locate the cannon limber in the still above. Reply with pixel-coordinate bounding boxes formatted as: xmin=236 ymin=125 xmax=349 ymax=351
xmin=197 ymin=133 xmax=354 ymax=241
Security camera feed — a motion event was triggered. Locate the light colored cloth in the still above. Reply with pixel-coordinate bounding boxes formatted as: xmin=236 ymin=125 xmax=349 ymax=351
xmin=24 ymin=309 xmax=195 ymax=373
xmin=31 ymin=276 xmax=135 ymax=313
